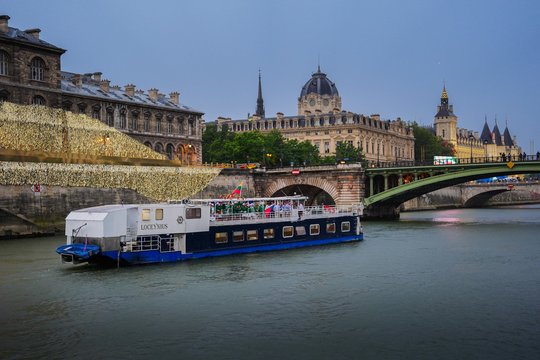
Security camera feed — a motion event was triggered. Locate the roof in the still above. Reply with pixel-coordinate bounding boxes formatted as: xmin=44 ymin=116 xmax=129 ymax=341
xmin=61 ymin=72 xmax=203 ymax=114
xmin=492 ymin=123 xmax=503 ymax=146
xmin=480 ymin=120 xmax=493 ymax=144
xmin=300 ymin=67 xmax=339 ymax=97
xmin=0 ymin=26 xmax=65 ymax=53
xmin=503 ymin=126 xmax=513 ymax=146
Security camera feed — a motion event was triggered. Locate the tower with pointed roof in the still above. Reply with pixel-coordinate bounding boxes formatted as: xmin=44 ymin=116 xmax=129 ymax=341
xmin=434 ymin=85 xmax=458 ymax=147
xmin=255 ymin=70 xmax=265 ymax=118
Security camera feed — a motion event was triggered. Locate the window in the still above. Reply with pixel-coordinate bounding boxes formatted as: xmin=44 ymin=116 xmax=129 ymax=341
xmin=215 ymin=232 xmax=228 ymax=244
xmin=186 ymin=207 xmax=201 ymax=219
xmin=156 ymin=119 xmax=161 ymax=133
xmin=324 ymin=142 xmax=330 ymax=154
xmin=232 ymin=231 xmax=244 ymax=242
xmin=155 ymin=208 xmax=163 ymax=220
xmin=247 ymin=230 xmax=258 ymax=241
xmin=341 ymin=222 xmax=351 ymax=232
xmin=167 ymin=120 xmax=173 ymax=134
xmin=106 ymin=111 xmax=114 ymax=126
xmin=295 ymin=226 xmax=306 ymax=236
xmin=92 ymin=106 xmax=101 ymax=120
xmin=31 ymin=95 xmax=46 ymax=105
xmin=264 ymin=228 xmax=274 ymax=239
xmin=142 ymin=209 xmax=151 ymax=221
xmin=283 ymin=226 xmax=293 ymax=238
xmin=119 ymin=111 xmax=126 ymax=129
xmin=0 ymin=50 xmax=9 ymax=76
xmin=31 ymin=57 xmax=45 ymax=81
xmin=326 ymin=223 xmax=336 ymax=233
xmin=144 ymin=114 xmax=150 ymax=132
xmin=310 ymin=224 xmax=320 ymax=236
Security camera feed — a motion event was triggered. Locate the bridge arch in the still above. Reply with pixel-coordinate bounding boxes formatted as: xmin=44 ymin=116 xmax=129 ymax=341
xmin=262 ymin=177 xmax=339 ymax=206
xmin=464 ymin=189 xmax=509 ymax=207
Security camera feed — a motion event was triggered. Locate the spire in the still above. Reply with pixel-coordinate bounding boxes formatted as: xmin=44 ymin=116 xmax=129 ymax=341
xmin=492 ymin=118 xmax=502 ymax=146
xmin=441 ymin=85 xmax=448 ymax=100
xmin=255 ymin=69 xmax=265 ymax=118
xmin=435 ymin=84 xmax=453 ymax=117
xmin=480 ymin=116 xmax=493 ymax=144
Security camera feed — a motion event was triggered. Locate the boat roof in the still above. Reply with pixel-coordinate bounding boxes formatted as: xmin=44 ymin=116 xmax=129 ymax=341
xmin=71 ymin=204 xmax=139 ymax=213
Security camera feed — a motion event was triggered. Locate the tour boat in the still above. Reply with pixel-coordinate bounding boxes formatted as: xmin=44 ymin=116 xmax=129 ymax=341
xmin=56 ymin=196 xmax=364 ymax=266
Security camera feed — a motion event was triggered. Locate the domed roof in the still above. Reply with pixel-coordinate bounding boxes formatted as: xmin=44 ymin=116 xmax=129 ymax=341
xmin=300 ymin=66 xmax=339 ymax=97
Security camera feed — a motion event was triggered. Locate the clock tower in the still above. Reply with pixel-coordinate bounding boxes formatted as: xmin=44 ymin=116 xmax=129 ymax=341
xmin=434 ymin=85 xmax=457 ymax=147
xmin=298 ymin=66 xmax=341 ymax=115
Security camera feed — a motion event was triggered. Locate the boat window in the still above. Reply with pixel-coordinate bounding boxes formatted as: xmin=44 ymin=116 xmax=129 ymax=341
xmin=283 ymin=226 xmax=293 ymax=238
xmin=310 ymin=224 xmax=320 ymax=236
xmin=215 ymin=232 xmax=228 ymax=244
xmin=233 ymin=231 xmax=244 ymax=242
xmin=155 ymin=208 xmax=163 ymax=220
xmin=326 ymin=223 xmax=336 ymax=233
xmin=186 ymin=207 xmax=201 ymax=219
xmin=341 ymin=222 xmax=351 ymax=232
xmin=295 ymin=226 xmax=306 ymax=236
xmin=264 ymin=228 xmax=275 ymax=239
xmin=247 ymin=229 xmax=258 ymax=241
xmin=142 ymin=209 xmax=151 ymax=221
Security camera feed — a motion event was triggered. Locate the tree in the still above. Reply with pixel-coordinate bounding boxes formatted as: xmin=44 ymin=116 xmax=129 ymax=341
xmin=335 ymin=142 xmax=364 ymax=163
xmin=410 ymin=122 xmax=455 ymax=161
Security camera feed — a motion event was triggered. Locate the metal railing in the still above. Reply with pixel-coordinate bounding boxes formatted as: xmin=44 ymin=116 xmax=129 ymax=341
xmin=210 ymin=204 xmax=360 ymax=225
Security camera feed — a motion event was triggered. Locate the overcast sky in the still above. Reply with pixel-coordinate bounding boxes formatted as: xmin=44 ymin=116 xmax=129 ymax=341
xmin=4 ymin=0 xmax=540 ymax=152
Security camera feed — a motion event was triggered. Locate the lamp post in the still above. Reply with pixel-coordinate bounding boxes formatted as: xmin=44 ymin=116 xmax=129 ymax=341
xmin=483 ymin=140 xmax=488 ymax=162
xmin=469 ymin=133 xmax=474 ymax=163
xmin=377 ymin=143 xmax=380 ymax=167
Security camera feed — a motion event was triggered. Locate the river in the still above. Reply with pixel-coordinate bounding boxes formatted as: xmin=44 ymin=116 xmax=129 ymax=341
xmin=1 ymin=205 xmax=539 ymax=360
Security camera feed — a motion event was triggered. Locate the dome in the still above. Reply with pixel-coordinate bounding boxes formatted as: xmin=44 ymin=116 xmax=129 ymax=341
xmin=300 ymin=67 xmax=339 ymax=98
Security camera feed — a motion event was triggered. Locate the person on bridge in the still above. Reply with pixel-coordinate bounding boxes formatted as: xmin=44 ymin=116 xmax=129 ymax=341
xmin=537 ymin=151 xmax=540 ymax=160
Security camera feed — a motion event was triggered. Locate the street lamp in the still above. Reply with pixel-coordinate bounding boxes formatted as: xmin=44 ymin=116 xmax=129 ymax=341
xmin=469 ymin=133 xmax=474 ymax=163
xmin=483 ymin=140 xmax=488 ymax=162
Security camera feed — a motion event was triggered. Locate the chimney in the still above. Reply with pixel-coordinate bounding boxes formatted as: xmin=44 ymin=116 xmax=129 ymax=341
xmin=0 ymin=15 xmax=10 ymax=33
xmin=371 ymin=114 xmax=380 ymax=121
xmin=93 ymin=72 xmax=102 ymax=82
xmin=148 ymin=88 xmax=158 ymax=102
xmin=99 ymin=79 xmax=110 ymax=93
xmin=24 ymin=28 xmax=41 ymax=39
xmin=125 ymin=84 xmax=135 ymax=97
xmin=72 ymin=74 xmax=82 ymax=88
xmin=169 ymin=91 xmax=180 ymax=105
xmin=276 ymin=112 xmax=284 ymax=118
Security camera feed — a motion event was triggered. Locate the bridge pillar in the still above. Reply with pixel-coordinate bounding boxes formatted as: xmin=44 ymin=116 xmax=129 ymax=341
xmin=414 ymin=172 xmax=418 ymax=181
xmin=368 ymin=174 xmax=374 ymax=197
xmin=398 ymin=173 xmax=403 ymax=185
xmin=384 ymin=174 xmax=389 ymax=191
xmin=363 ymin=204 xmax=400 ymax=220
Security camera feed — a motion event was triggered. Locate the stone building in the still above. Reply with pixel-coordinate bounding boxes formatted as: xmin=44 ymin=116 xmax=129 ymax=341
xmin=433 ymin=86 xmax=520 ymax=160
xmin=0 ymin=15 xmax=203 ymax=164
xmin=215 ymin=68 xmax=415 ymax=164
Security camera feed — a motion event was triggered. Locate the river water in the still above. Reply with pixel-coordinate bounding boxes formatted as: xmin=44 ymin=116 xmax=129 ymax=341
xmin=1 ymin=205 xmax=539 ymax=360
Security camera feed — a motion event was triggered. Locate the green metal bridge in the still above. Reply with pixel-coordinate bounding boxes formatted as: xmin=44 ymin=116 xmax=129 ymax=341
xmin=363 ymin=156 xmax=540 ymax=215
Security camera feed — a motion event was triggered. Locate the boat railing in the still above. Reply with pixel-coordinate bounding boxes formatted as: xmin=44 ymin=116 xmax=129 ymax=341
xmin=210 ymin=204 xmax=360 ymax=225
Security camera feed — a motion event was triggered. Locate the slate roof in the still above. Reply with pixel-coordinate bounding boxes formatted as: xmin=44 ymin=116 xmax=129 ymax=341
xmin=61 ymin=72 xmax=203 ymax=114
xmin=480 ymin=120 xmax=493 ymax=144
xmin=0 ymin=26 xmax=65 ymax=53
xmin=300 ymin=67 xmax=339 ymax=97
xmin=503 ymin=126 xmax=513 ymax=146
xmin=492 ymin=123 xmax=503 ymax=146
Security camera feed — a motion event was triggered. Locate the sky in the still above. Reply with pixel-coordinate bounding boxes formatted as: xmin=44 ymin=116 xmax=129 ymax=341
xmin=4 ymin=0 xmax=540 ymax=152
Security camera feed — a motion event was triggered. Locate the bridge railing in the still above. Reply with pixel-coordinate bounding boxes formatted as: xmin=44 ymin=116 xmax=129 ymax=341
xmin=364 ymin=154 xmax=540 ymax=169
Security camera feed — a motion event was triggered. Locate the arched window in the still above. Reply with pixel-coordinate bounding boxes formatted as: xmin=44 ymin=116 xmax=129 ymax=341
xmin=0 ymin=50 xmax=9 ymax=76
xmin=32 ymin=95 xmax=46 ymax=105
xmin=92 ymin=105 xmax=101 ymax=120
xmin=167 ymin=119 xmax=173 ymax=134
xmin=166 ymin=143 xmax=175 ymax=160
xmin=130 ymin=110 xmax=139 ymax=131
xmin=144 ymin=112 xmax=151 ymax=132
xmin=31 ymin=57 xmax=45 ymax=81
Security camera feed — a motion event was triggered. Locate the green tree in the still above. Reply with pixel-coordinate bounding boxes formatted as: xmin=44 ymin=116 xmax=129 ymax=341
xmin=410 ymin=122 xmax=455 ymax=161
xmin=335 ymin=142 xmax=364 ymax=163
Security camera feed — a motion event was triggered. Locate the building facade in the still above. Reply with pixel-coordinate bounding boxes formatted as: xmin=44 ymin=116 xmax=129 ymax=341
xmin=216 ymin=68 xmax=415 ymax=163
xmin=433 ymin=86 xmax=520 ymax=160
xmin=0 ymin=15 xmax=203 ymax=164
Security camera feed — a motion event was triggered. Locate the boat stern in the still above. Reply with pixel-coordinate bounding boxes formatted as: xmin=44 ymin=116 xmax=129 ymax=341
xmin=56 ymin=243 xmax=101 ymax=264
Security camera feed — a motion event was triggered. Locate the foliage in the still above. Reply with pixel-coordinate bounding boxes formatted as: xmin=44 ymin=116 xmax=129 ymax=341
xmin=410 ymin=122 xmax=455 ymax=161
xmin=335 ymin=142 xmax=364 ymax=163
xmin=203 ymin=126 xmax=321 ymax=166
